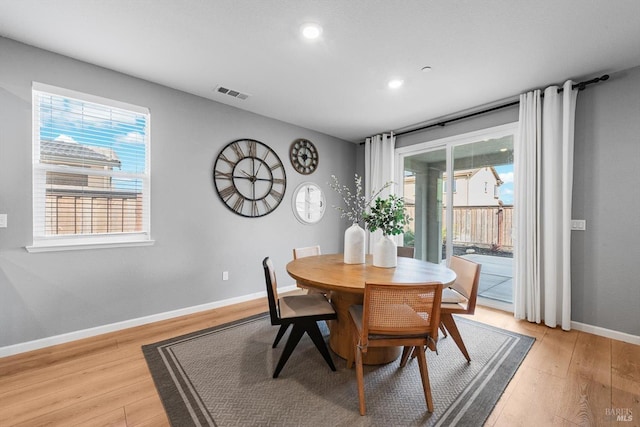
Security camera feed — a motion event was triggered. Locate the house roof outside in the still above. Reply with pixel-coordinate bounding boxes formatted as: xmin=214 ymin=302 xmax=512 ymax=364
xmin=40 ymin=139 xmax=121 ymax=169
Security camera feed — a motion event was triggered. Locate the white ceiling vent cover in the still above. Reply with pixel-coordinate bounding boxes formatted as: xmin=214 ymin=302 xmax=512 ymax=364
xmin=214 ymin=85 xmax=250 ymax=100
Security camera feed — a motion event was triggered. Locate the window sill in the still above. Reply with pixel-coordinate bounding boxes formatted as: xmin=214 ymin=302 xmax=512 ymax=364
xmin=26 ymin=238 xmax=155 ymax=253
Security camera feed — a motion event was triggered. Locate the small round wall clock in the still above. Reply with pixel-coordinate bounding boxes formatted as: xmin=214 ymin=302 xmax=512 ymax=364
xmin=213 ymin=139 xmax=286 ymax=217
xmin=289 ymin=138 xmax=319 ymax=175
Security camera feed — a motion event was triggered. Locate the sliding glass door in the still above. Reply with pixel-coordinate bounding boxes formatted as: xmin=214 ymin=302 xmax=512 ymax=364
xmin=397 ymin=123 xmax=517 ymax=309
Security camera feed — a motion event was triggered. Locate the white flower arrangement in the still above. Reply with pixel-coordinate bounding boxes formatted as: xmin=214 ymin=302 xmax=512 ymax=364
xmin=329 ymin=174 xmax=391 ymax=225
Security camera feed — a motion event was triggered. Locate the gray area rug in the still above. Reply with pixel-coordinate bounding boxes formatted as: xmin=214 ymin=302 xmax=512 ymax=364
xmin=143 ymin=313 xmax=534 ymax=426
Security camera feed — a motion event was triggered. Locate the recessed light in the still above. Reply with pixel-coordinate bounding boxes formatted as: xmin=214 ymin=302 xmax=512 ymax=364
xmin=388 ymin=79 xmax=404 ymax=89
xmin=301 ymin=23 xmax=322 ymax=40
xmin=500 ymin=148 xmax=508 ymax=152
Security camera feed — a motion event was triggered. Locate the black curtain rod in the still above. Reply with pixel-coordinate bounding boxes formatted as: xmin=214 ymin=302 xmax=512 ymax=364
xmin=381 ymin=74 xmax=610 ymax=139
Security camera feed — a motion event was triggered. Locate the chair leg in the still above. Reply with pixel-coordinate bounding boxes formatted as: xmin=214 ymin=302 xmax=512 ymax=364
xmin=441 ymin=313 xmax=471 ymax=362
xmin=400 ymin=346 xmax=412 ymax=367
xmin=415 ymin=345 xmax=434 ymax=413
xmin=355 ymin=347 xmax=366 ymax=415
xmin=272 ymin=323 xmax=290 ymax=348
xmin=346 ymin=344 xmax=354 ymax=369
xmin=439 ymin=322 xmax=448 ymax=338
xmin=305 ymin=321 xmax=336 ymax=371
xmin=272 ymin=323 xmax=305 ymax=378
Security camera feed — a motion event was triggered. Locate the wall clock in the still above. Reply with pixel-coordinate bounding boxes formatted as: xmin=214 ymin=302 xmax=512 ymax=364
xmin=213 ymin=139 xmax=286 ymax=217
xmin=289 ymin=138 xmax=319 ymax=175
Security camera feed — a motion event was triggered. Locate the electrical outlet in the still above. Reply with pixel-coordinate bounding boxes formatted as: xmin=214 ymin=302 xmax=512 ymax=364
xmin=571 ymin=219 xmax=586 ymax=231
xmin=222 ymin=271 xmax=229 ymax=281
xmin=0 ymin=214 xmax=7 ymax=228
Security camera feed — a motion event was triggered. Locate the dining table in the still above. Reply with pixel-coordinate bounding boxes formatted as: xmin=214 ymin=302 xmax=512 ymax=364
xmin=286 ymin=253 xmax=457 ymax=365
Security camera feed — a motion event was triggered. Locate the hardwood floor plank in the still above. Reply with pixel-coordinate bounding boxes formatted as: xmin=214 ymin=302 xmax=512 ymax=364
xmin=0 ymin=337 xmax=120 ymax=377
xmin=13 ymin=378 xmax=157 ymax=427
xmin=77 ymin=407 xmax=128 ymax=427
xmin=2 ymin=362 xmax=150 ymax=426
xmin=124 ymin=394 xmax=168 ymax=426
xmin=611 ymin=340 xmax=640 ymax=424
xmin=523 ymin=326 xmax=579 ymax=378
xmin=493 ymin=366 xmax=566 ymax=426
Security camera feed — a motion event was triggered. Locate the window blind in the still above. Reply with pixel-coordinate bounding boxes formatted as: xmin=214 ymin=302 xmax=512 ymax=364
xmin=31 ymin=82 xmax=151 ymax=250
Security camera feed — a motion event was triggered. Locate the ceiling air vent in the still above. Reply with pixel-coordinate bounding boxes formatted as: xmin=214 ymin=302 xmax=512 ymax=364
xmin=215 ymin=85 xmax=250 ymax=100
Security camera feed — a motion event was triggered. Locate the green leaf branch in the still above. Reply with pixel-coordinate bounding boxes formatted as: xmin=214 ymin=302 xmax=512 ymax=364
xmin=363 ymin=194 xmax=412 ymax=236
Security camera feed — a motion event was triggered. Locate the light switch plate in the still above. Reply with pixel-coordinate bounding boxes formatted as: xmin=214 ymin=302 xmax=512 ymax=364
xmin=571 ymin=219 xmax=586 ymax=231
xmin=0 ymin=214 xmax=7 ymax=228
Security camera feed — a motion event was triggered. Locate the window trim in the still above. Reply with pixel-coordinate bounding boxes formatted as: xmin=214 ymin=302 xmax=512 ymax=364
xmin=29 ymin=82 xmax=153 ymax=252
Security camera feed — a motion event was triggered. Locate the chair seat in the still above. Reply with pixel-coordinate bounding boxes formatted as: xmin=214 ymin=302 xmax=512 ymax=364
xmin=442 ymin=287 xmax=467 ymax=304
xmin=279 ymin=293 xmax=335 ymax=319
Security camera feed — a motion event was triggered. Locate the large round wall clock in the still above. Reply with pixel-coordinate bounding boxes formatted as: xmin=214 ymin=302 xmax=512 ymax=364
xmin=289 ymin=138 xmax=319 ymax=175
xmin=213 ymin=139 xmax=287 ymax=217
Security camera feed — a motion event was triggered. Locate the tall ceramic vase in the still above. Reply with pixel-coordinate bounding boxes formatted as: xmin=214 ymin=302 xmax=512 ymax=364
xmin=344 ymin=223 xmax=365 ymax=264
xmin=373 ymin=234 xmax=397 ymax=268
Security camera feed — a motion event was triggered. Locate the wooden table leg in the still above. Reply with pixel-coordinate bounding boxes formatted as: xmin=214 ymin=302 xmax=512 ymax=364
xmin=328 ymin=291 xmax=401 ymax=365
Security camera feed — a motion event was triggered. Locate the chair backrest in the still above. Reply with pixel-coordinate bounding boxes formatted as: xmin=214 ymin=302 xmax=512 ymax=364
xmin=396 ymin=246 xmax=415 ymax=258
xmin=360 ymin=282 xmax=442 ymax=347
xmin=448 ymin=256 xmax=481 ymax=314
xmin=293 ymin=245 xmax=321 ymax=259
xmin=262 ymin=257 xmax=280 ymax=325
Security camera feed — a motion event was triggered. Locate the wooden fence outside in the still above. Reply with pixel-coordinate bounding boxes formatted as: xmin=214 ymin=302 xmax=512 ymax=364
xmin=444 ymin=206 xmax=513 ymax=251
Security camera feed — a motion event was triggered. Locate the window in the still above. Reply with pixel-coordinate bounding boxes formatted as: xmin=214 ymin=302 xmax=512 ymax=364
xmin=28 ymin=83 xmax=152 ymax=252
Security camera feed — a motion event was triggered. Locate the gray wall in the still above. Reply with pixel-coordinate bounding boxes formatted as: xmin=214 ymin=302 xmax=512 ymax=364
xmin=572 ymin=66 xmax=640 ymax=336
xmin=0 ymin=37 xmax=357 ymax=348
xmin=394 ymin=67 xmax=640 ymax=336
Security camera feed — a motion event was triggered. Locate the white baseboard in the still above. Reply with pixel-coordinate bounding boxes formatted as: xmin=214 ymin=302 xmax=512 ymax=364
xmin=571 ymin=321 xmax=640 ymax=345
xmin=0 ymin=285 xmax=298 ymax=358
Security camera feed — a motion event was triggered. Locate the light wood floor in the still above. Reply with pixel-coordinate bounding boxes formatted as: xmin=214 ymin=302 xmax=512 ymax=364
xmin=1 ymin=298 xmax=638 ymax=426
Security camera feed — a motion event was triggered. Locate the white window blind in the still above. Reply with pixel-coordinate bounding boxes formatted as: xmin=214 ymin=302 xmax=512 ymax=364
xmin=29 ymin=82 xmax=152 ymax=252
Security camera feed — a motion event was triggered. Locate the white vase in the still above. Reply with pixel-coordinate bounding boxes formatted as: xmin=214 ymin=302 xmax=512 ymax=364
xmin=344 ymin=223 xmax=365 ymax=264
xmin=373 ymin=234 xmax=397 ymax=268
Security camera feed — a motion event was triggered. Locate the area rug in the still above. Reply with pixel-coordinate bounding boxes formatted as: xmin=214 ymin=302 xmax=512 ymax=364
xmin=143 ymin=313 xmax=534 ymax=427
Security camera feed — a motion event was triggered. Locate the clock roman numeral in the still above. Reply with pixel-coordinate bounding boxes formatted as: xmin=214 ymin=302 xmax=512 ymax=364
xmin=269 ymin=188 xmax=283 ymax=200
xmin=218 ymin=153 xmax=235 ymax=168
xmin=215 ymin=171 xmax=233 ymax=180
xmin=248 ymin=140 xmax=257 ymax=158
xmin=270 ymin=163 xmax=282 ymax=171
xmin=230 ymin=142 xmax=244 ymax=159
xmin=233 ymin=195 xmax=245 ymax=213
xmin=219 ymin=185 xmax=236 ymax=200
xmin=273 ymin=178 xmax=285 ymax=185
xmin=251 ymin=200 xmax=259 ymax=217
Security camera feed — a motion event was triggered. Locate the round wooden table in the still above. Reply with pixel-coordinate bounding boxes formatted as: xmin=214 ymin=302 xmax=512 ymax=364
xmin=286 ymin=253 xmax=457 ymax=364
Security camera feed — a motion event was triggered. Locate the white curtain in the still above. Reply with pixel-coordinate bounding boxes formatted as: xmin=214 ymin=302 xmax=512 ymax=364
xmin=514 ymin=80 xmax=577 ymax=330
xmin=364 ymin=133 xmax=395 ymax=251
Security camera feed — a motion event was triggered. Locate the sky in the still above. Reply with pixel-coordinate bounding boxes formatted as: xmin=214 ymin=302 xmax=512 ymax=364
xmin=38 ymin=92 xmax=148 ymax=175
xmin=495 ymin=164 xmax=514 ymax=205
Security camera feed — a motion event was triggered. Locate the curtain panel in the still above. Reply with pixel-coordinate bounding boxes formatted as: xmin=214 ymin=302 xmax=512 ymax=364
xmin=514 ymin=81 xmax=576 ymax=330
xmin=364 ymin=133 xmax=395 ymax=251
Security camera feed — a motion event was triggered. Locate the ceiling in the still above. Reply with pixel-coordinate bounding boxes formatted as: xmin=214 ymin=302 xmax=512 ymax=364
xmin=1 ymin=1 xmax=639 ymax=143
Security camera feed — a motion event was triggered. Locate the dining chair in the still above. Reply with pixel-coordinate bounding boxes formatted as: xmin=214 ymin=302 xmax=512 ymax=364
xmin=439 ymin=255 xmax=482 ymax=362
xmin=396 ymin=246 xmax=415 ymax=258
xmin=292 ymin=245 xmax=325 ymax=294
xmin=293 ymin=244 xmax=321 ymax=259
xmin=262 ymin=257 xmax=337 ymax=378
xmin=346 ymin=281 xmax=443 ymax=415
